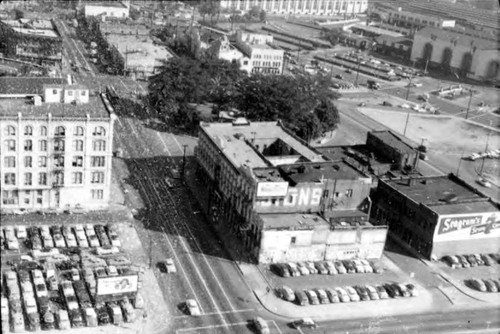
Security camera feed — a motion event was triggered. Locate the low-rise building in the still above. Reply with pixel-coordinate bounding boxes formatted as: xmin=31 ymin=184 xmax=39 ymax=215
xmin=371 ymin=174 xmax=500 ymax=260
xmin=194 ymin=119 xmax=386 ymax=263
xmin=0 ymin=19 xmax=63 ymax=66
xmin=0 ymin=78 xmax=116 ymax=213
xmin=84 ymin=1 xmax=130 ymax=20
xmin=235 ymin=31 xmax=284 ymax=75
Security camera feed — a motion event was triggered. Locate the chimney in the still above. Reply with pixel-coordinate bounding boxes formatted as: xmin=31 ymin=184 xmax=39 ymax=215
xmin=33 ymin=95 xmax=42 ymax=106
xmin=66 ymin=74 xmax=72 ymax=85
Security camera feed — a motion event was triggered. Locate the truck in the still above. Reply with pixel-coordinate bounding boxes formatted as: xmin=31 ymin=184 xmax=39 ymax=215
xmin=367 ymin=80 xmax=380 ymax=90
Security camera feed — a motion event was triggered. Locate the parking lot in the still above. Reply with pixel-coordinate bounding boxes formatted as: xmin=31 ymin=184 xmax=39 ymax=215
xmin=1 ymin=218 xmax=148 ymax=333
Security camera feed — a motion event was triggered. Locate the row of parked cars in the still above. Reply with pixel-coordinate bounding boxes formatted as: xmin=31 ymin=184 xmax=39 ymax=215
xmin=467 ymin=278 xmax=500 ymax=293
xmin=21 ymin=224 xmax=121 ymax=251
xmin=273 ymin=259 xmax=383 ymax=277
xmin=277 ymin=282 xmax=418 ymax=305
xmin=442 ymin=254 xmax=499 ymax=269
xmin=467 ymin=149 xmax=500 ymax=161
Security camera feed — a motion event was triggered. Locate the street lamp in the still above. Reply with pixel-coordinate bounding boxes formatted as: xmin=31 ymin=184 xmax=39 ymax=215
xmin=182 ymin=144 xmax=188 ymax=176
xmin=465 ymin=87 xmax=473 ymax=120
xmin=405 ymin=73 xmax=413 ymax=100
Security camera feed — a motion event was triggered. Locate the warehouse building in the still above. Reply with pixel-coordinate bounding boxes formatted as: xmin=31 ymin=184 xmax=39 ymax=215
xmin=0 ymin=78 xmax=116 ymax=213
xmin=370 ymin=174 xmax=500 ymax=260
xmin=194 ymin=119 xmax=387 ymax=263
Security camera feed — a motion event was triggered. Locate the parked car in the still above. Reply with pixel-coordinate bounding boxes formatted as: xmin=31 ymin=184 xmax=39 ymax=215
xmin=185 ymin=299 xmax=201 ymax=316
xmin=52 ymin=230 xmax=66 ymax=248
xmin=354 ymin=286 xmax=370 ymax=301
xmin=16 ymin=226 xmax=27 ymax=239
xmin=69 ymin=309 xmax=84 ymax=327
xmin=365 ymin=285 xmax=379 ymax=300
xmin=24 ymin=295 xmax=38 ymax=314
xmin=35 ymin=282 xmax=49 ymax=298
xmin=26 ymin=310 xmax=41 ymax=331
xmin=345 ymin=287 xmax=360 ymax=302
xmin=119 ymin=298 xmax=135 ymax=323
xmin=335 ymin=287 xmax=350 ymax=303
xmin=65 ymin=294 xmax=79 ymax=311
xmin=108 ymin=302 xmax=122 ymax=325
xmin=472 ymin=254 xmax=484 ymax=266
xmin=360 ymin=259 xmax=373 ymax=273
xmin=11 ymin=311 xmax=25 ymax=332
xmin=334 ymin=261 xmax=347 ymax=274
xmin=442 ymin=255 xmax=461 ymax=268
xmin=56 ymin=309 xmax=71 ymax=330
xmin=396 ymin=283 xmax=411 ymax=297
xmin=305 ymin=262 xmax=318 ymax=275
xmin=276 ymin=286 xmax=295 ymax=302
xmin=42 ymin=309 xmax=55 ymax=330
xmin=370 ymin=261 xmax=384 ymax=274
xmin=469 ymin=278 xmax=486 ymax=292
xmin=456 ymin=255 xmax=470 ymax=268
xmin=305 ymin=290 xmax=320 ymax=305
xmin=314 ymin=288 xmax=330 ymax=304
xmin=375 ymin=285 xmax=389 ymax=299
xmin=106 ymin=224 xmax=121 ymax=247
xmin=483 ymin=279 xmax=498 ymax=293
xmin=490 ymin=253 xmax=500 ymax=264
xmin=253 ymin=316 xmax=270 ymax=334
xmin=342 ymin=260 xmax=356 ymax=274
xmin=352 ymin=259 xmax=365 ymax=273
xmin=95 ymin=303 xmax=110 ymax=325
xmin=295 ymin=290 xmax=309 ymax=306
xmin=160 ymin=258 xmax=177 ymax=273
xmin=61 ymin=280 xmax=75 ymax=297
xmin=406 ymin=283 xmax=418 ymax=297
xmin=273 ymin=263 xmax=290 ymax=278
xmin=384 ymin=284 xmax=398 ymax=298
xmin=314 ymin=262 xmax=328 ymax=275
xmin=95 ymin=225 xmax=111 ymax=247
xmin=132 ymin=293 xmax=145 ymax=309
xmin=291 ymin=318 xmax=318 ymax=329
xmin=481 ymin=254 xmax=495 ymax=266
xmin=325 ymin=288 xmax=340 ymax=303
xmin=477 ymin=178 xmax=492 ymax=188
xmin=296 ymin=262 xmax=310 ymax=276
xmin=85 ymin=307 xmax=98 ymax=327
xmin=465 ymin=254 xmax=478 ymax=267
xmin=324 ymin=261 xmax=338 ymax=275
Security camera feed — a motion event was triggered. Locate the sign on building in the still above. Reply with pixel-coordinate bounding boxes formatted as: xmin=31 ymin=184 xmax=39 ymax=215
xmin=256 ymin=182 xmax=289 ymax=198
xmin=434 ymin=212 xmax=500 ymax=241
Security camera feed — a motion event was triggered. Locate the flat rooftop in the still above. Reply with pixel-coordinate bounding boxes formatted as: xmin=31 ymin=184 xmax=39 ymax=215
xmin=384 ymin=175 xmax=498 ymax=214
xmin=2 ymin=19 xmax=60 ymax=38
xmin=85 ymin=1 xmax=128 ymax=8
xmin=104 ymin=33 xmax=172 ymax=72
xmin=369 ymin=131 xmax=415 ymax=153
xmin=100 ymin=23 xmax=149 ymax=35
xmin=0 ymin=96 xmax=110 ymax=119
xmin=281 ymin=161 xmax=369 ymax=184
xmin=0 ymin=77 xmax=67 ymax=96
xmin=200 ymin=121 xmax=327 ymax=169
xmin=351 ymin=24 xmax=404 ymax=38
xmin=261 ymin=213 xmax=329 ymax=230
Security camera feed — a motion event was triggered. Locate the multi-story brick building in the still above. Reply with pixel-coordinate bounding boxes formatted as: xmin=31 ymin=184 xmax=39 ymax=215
xmin=194 ymin=119 xmax=387 ymax=263
xmin=0 ymin=78 xmax=116 ymax=213
xmin=235 ymin=31 xmax=284 ymax=75
xmin=371 ymin=174 xmax=500 ymax=260
xmin=220 ymin=0 xmax=368 ymax=16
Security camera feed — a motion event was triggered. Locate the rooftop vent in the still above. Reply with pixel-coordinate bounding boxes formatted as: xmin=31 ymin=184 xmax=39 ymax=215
xmin=440 ymin=193 xmax=458 ymax=203
xmin=298 ymin=165 xmax=306 ymax=173
xmin=232 ymin=117 xmax=250 ymax=126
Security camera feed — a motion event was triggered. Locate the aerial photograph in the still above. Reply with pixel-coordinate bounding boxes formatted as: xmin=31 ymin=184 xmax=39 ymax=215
xmin=0 ymin=0 xmax=499 ymax=333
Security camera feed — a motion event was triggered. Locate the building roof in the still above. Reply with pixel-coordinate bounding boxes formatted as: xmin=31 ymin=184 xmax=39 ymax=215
xmin=2 ymin=19 xmax=60 ymax=38
xmin=280 ymin=161 xmax=368 ymax=184
xmin=200 ymin=121 xmax=327 ymax=170
xmin=369 ymin=130 xmax=415 ymax=154
xmin=415 ymin=26 xmax=498 ymax=51
xmin=261 ymin=213 xmax=329 ymax=230
xmin=100 ymin=23 xmax=149 ymax=36
xmin=0 ymin=77 xmax=67 ymax=96
xmin=351 ymin=24 xmax=404 ymax=38
xmin=0 ymin=96 xmax=111 ymax=119
xmin=85 ymin=1 xmax=128 ymax=8
xmin=383 ymin=175 xmax=499 ymax=215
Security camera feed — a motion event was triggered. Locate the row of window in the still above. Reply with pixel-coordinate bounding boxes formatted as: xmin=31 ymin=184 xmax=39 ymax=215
xmin=3 ymin=171 xmax=106 ymax=186
xmin=3 ymin=139 xmax=107 ymax=152
xmin=253 ymin=54 xmax=282 ymax=60
xmin=3 ymin=156 xmax=106 ymax=168
xmin=4 ymin=125 xmax=106 ymax=137
xmin=236 ymin=0 xmax=357 ymax=11
xmin=2 ymin=188 xmax=104 ymax=205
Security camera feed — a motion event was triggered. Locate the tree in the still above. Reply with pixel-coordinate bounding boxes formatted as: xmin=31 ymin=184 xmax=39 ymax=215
xmin=248 ymin=6 xmax=261 ymax=20
xmin=259 ymin=10 xmax=267 ymax=22
xmin=14 ymin=9 xmax=24 ymax=19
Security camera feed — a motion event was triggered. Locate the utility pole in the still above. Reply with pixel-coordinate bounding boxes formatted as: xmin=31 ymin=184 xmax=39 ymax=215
xmin=465 ymin=87 xmax=473 ymax=120
xmin=355 ymin=56 xmax=361 ymax=86
xmin=405 ymin=73 xmax=413 ymax=100
xmin=182 ymin=144 xmax=188 ymax=176
xmin=479 ymin=121 xmax=492 ymax=176
xmin=403 ymin=110 xmax=410 ymax=136
xmin=424 ymin=57 xmax=429 ymax=75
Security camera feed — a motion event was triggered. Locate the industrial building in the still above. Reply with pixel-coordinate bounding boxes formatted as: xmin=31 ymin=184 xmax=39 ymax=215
xmin=0 ymin=77 xmax=116 ymax=213
xmin=194 ymin=119 xmax=387 ymax=263
xmin=370 ymin=174 xmax=500 ymax=260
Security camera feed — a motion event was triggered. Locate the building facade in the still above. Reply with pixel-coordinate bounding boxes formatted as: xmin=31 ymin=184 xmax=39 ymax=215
xmin=220 ymin=0 xmax=368 ymax=16
xmin=84 ymin=1 xmax=130 ymax=20
xmin=0 ymin=19 xmax=63 ymax=66
xmin=235 ymin=31 xmax=284 ymax=74
xmin=0 ymin=82 xmax=116 ymax=213
xmin=194 ymin=120 xmax=386 ymax=263
xmin=371 ymin=174 xmax=500 ymax=260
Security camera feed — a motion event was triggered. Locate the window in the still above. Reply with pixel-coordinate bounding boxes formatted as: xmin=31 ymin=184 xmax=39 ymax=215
xmin=72 ymin=172 xmax=83 ymax=184
xmin=38 ymin=156 xmax=47 ymax=167
xmin=39 ymin=140 xmax=47 ymax=151
xmin=54 ymin=172 xmax=64 ymax=186
xmin=68 ymin=90 xmax=73 ymax=96
xmin=54 ymin=156 xmax=65 ymax=167
xmin=91 ymin=189 xmax=104 ymax=199
xmin=93 ymin=140 xmax=106 ymax=151
xmin=73 ymin=140 xmax=84 ymax=151
xmin=91 ymin=171 xmax=104 ymax=184
xmin=5 ymin=125 xmax=16 ymax=136
xmin=52 ymin=89 xmax=57 ymax=95
xmin=54 ymin=139 xmax=65 ymax=151
xmin=24 ymin=140 xmax=33 ymax=151
xmin=4 ymin=157 xmax=15 ymax=168
xmin=91 ymin=156 xmax=105 ymax=167
xmin=93 ymin=126 xmax=106 ymax=136
xmin=72 ymin=156 xmax=83 ymax=167
xmin=345 ymin=189 xmax=353 ymax=197
xmin=4 ymin=173 xmax=16 ymax=185
xmin=24 ymin=173 xmax=32 ymax=186
xmin=38 ymin=172 xmax=47 ymax=185
xmin=24 ymin=126 xmax=33 ymax=136
xmin=74 ymin=126 xmax=84 ymax=136
xmin=2 ymin=190 xmax=18 ymax=205
xmin=81 ymin=91 xmax=86 ymax=96
xmin=40 ymin=126 xmax=47 ymax=136
xmin=24 ymin=156 xmax=32 ymax=168
xmin=55 ymin=126 xmax=65 ymax=136
xmin=290 ymin=236 xmax=296 ymax=245
xmin=5 ymin=140 xmax=16 ymax=152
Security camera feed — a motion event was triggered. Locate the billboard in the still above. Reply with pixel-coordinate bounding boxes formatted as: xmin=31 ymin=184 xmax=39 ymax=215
xmin=434 ymin=212 xmax=500 ymax=242
xmin=256 ymin=182 xmax=289 ymax=198
xmin=96 ymin=275 xmax=138 ymax=296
